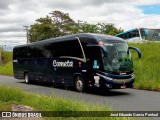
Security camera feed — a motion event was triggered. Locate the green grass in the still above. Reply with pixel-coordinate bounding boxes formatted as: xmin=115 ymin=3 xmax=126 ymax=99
xmin=0 ymin=101 xmax=12 ymax=111
xmin=0 ymin=85 xmax=135 ymax=120
xmin=0 ymin=51 xmax=13 ymax=75
xmin=1 ymin=51 xmax=12 ymax=63
xmin=129 ymin=42 xmax=160 ymax=90
xmin=0 ymin=62 xmax=13 ymax=75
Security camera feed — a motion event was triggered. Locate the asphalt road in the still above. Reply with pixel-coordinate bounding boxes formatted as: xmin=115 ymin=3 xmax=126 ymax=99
xmin=0 ymin=75 xmax=160 ymax=111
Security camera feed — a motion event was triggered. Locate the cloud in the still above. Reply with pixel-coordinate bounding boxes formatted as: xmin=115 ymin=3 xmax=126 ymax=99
xmin=0 ymin=0 xmax=160 ymax=49
xmin=0 ymin=0 xmax=14 ymax=10
xmin=0 ymin=32 xmax=25 ymax=39
xmin=0 ymin=24 xmax=22 ymax=32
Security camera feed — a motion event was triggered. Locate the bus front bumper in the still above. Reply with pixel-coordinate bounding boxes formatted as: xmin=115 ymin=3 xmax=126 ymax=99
xmin=93 ymin=73 xmax=135 ymax=89
xmin=102 ymin=79 xmax=134 ymax=89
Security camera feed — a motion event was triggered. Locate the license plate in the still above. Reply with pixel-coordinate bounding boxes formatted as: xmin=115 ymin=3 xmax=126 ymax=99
xmin=121 ymin=85 xmax=126 ymax=89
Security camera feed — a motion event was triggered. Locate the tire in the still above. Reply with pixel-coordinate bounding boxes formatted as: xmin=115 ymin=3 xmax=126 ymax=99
xmin=24 ymin=73 xmax=30 ymax=84
xmin=75 ymin=76 xmax=85 ymax=92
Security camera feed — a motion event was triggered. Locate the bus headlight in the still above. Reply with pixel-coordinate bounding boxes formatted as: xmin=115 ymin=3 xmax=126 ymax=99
xmin=96 ymin=73 xmax=113 ymax=81
xmin=105 ymin=76 xmax=114 ymax=81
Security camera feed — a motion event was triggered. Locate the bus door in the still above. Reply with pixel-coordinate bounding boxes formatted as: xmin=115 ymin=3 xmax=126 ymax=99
xmin=87 ymin=47 xmax=103 ymax=73
xmin=86 ymin=46 xmax=104 ymax=87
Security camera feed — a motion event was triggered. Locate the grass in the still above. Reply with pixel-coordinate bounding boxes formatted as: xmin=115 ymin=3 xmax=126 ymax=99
xmin=0 ymin=101 xmax=12 ymax=111
xmin=0 ymin=62 xmax=13 ymax=75
xmin=1 ymin=51 xmax=12 ymax=63
xmin=129 ymin=42 xmax=160 ymax=91
xmin=0 ymin=85 xmax=136 ymax=120
xmin=0 ymin=51 xmax=13 ymax=75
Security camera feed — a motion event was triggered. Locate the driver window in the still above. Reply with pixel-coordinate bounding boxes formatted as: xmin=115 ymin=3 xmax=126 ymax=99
xmin=87 ymin=47 xmax=101 ymax=69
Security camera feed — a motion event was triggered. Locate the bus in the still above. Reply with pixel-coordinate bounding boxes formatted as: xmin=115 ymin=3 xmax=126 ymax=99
xmin=13 ymin=33 xmax=141 ymax=92
xmin=115 ymin=28 xmax=160 ymax=42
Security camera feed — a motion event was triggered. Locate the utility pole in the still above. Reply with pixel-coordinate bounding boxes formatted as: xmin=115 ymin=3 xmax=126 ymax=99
xmin=24 ymin=26 xmax=29 ymax=44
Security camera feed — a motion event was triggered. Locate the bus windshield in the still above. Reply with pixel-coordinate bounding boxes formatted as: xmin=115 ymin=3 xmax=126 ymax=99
xmin=103 ymin=42 xmax=133 ymax=73
xmin=140 ymin=28 xmax=160 ymax=41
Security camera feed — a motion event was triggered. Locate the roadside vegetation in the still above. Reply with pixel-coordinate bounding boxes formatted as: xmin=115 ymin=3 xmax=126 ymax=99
xmin=0 ymin=85 xmax=135 ymax=120
xmin=0 ymin=51 xmax=13 ymax=75
xmin=129 ymin=42 xmax=160 ymax=91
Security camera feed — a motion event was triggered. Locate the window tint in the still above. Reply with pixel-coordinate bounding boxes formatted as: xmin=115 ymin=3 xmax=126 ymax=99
xmin=45 ymin=39 xmax=83 ymax=58
xmin=60 ymin=39 xmax=83 ymax=58
xmin=118 ymin=29 xmax=139 ymax=39
xmin=43 ymin=43 xmax=56 ymax=58
xmin=14 ymin=39 xmax=84 ymax=59
xmin=13 ymin=48 xmax=18 ymax=59
xmin=14 ymin=46 xmax=28 ymax=59
xmin=30 ymin=45 xmax=45 ymax=58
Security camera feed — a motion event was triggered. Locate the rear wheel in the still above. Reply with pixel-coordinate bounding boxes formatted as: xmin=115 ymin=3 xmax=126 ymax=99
xmin=24 ymin=73 xmax=30 ymax=84
xmin=75 ymin=76 xmax=85 ymax=92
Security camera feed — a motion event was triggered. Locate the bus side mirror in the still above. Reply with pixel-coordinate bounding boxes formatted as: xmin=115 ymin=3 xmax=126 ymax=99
xmin=129 ymin=46 xmax=141 ymax=58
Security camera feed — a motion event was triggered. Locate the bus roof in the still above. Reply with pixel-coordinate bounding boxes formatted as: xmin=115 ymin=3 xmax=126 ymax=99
xmin=115 ymin=28 xmax=138 ymax=36
xmin=14 ymin=33 xmax=125 ymax=48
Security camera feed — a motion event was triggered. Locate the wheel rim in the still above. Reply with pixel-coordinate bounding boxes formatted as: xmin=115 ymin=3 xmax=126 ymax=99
xmin=76 ymin=79 xmax=83 ymax=92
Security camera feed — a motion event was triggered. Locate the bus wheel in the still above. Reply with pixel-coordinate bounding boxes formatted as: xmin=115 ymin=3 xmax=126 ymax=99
xmin=24 ymin=73 xmax=30 ymax=84
xmin=75 ymin=76 xmax=85 ymax=92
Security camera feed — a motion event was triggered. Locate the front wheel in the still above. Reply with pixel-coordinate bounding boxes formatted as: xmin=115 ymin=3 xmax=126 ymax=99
xmin=75 ymin=76 xmax=85 ymax=92
xmin=24 ymin=73 xmax=30 ymax=84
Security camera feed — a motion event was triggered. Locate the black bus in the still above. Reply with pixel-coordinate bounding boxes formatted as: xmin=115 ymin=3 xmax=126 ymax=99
xmin=13 ymin=33 xmax=141 ymax=92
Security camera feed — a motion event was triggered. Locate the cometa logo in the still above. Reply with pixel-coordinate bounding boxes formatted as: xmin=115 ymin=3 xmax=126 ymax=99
xmin=53 ymin=60 xmax=73 ymax=67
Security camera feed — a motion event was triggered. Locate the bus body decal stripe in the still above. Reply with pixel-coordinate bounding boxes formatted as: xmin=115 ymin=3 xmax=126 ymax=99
xmin=75 ymin=37 xmax=87 ymax=62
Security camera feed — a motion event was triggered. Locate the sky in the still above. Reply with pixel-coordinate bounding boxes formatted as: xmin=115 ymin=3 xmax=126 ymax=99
xmin=0 ymin=0 xmax=160 ymax=50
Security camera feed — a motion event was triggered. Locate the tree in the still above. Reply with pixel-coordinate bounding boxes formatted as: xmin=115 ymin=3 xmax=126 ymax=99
xmin=77 ymin=21 xmax=99 ymax=33
xmin=29 ymin=16 xmax=59 ymax=42
xmin=29 ymin=11 xmax=77 ymax=42
xmin=29 ymin=10 xmax=124 ymax=42
xmin=49 ymin=10 xmax=77 ymax=35
xmin=75 ymin=22 xmax=123 ymax=35
xmin=98 ymin=23 xmax=123 ymax=35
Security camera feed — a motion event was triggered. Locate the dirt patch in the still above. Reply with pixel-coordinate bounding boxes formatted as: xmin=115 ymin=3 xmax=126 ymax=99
xmin=12 ymin=104 xmax=34 ymax=111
